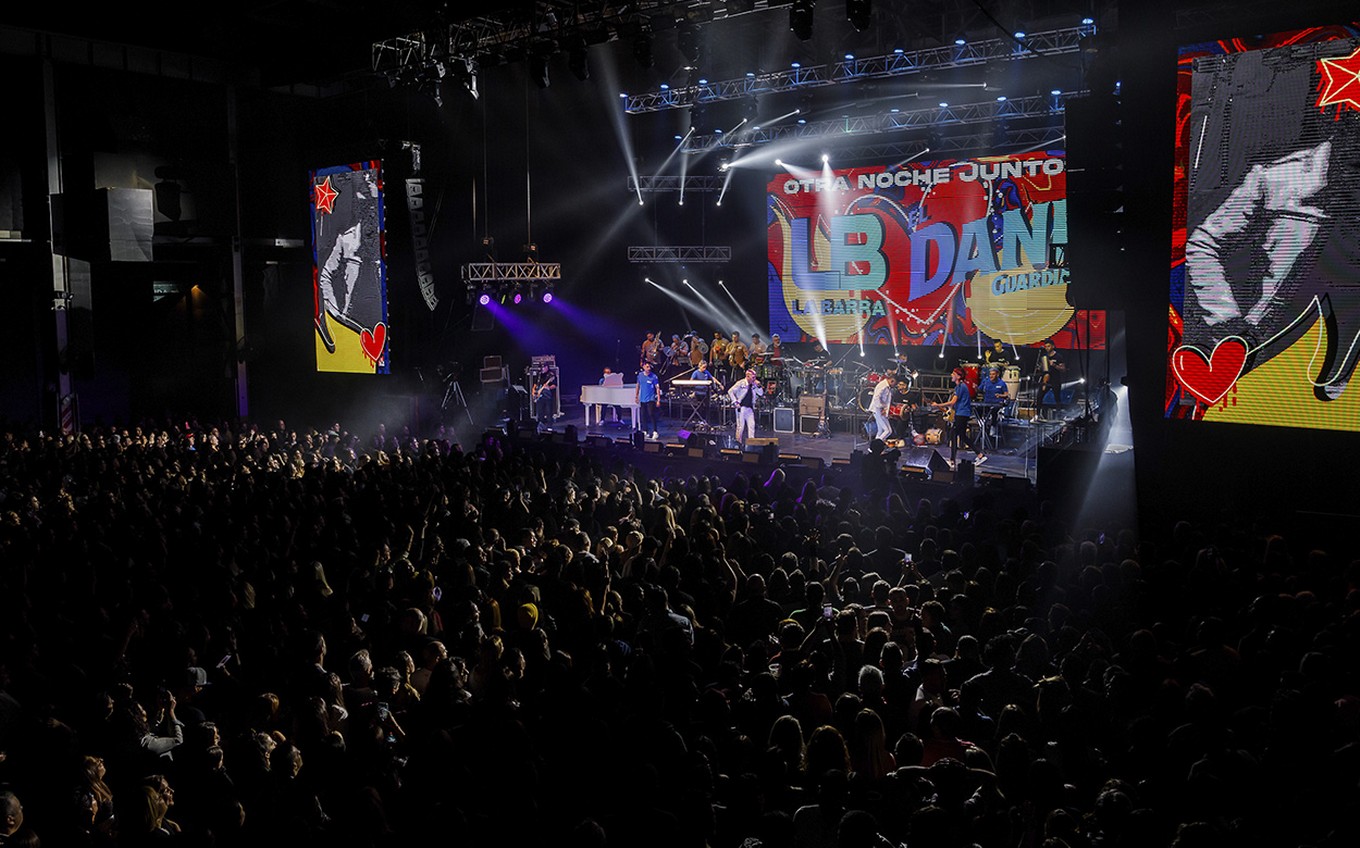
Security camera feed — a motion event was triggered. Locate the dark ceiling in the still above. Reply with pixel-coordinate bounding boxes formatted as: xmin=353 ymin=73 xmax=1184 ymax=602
xmin=2 ymin=2 xmax=1110 ymax=92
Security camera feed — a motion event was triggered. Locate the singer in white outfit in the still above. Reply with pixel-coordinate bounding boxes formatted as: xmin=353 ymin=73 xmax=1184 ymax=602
xmin=728 ymin=368 xmax=764 ymax=446
xmin=868 ymin=367 xmax=897 ymax=442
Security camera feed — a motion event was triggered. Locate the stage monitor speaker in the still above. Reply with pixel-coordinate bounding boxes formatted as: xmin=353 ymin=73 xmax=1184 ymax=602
xmin=773 ymin=407 xmax=795 ymax=433
xmin=642 ymin=441 xmax=662 ymax=453
xmin=899 ymin=446 xmax=951 ymax=477
xmin=483 ymin=355 xmax=503 ymax=368
xmin=799 ymin=456 xmax=824 ymax=470
xmin=677 ymin=429 xmax=694 ymax=441
xmin=747 ymin=437 xmax=779 ymax=447
xmin=720 ymin=448 xmax=742 ymax=460
xmin=687 ymin=447 xmax=707 ymax=458
xmin=800 ymin=415 xmax=822 ymax=435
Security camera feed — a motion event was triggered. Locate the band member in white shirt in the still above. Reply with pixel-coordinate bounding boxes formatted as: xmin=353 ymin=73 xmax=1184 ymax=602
xmin=728 ymin=368 xmax=764 ymax=447
xmin=868 ymin=366 xmax=898 ymax=442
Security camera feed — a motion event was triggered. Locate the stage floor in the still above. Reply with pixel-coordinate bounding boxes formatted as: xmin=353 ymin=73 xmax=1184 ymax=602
xmin=539 ymin=395 xmax=1096 ymax=486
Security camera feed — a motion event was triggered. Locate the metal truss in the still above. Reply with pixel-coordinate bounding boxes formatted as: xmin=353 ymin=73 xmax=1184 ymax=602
xmin=374 ymin=1 xmax=784 ymax=77
xmin=461 ymin=262 xmax=563 ymax=284
xmin=682 ymin=91 xmax=1079 ymax=153
xmin=628 ymin=176 xmax=727 ymax=193
xmin=627 ymin=246 xmax=732 ymax=263
xmin=623 ymin=25 xmax=1093 ymax=114
xmin=837 ymin=125 xmax=1069 ymax=162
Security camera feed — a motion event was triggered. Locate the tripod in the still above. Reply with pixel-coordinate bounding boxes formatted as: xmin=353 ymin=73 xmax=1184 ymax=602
xmin=441 ymin=376 xmax=474 ymax=428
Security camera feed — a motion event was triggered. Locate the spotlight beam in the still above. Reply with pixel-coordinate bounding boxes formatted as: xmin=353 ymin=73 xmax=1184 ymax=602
xmin=716 ymin=280 xmax=760 ymax=330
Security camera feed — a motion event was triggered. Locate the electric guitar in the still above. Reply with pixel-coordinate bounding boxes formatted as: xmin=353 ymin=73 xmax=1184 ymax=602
xmin=533 ymin=381 xmax=556 ymax=401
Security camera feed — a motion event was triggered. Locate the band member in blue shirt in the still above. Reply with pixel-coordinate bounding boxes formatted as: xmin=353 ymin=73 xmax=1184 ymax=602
xmin=636 ymin=361 xmax=662 ymax=439
xmin=932 ymin=367 xmax=986 ymax=468
xmin=977 ymin=364 xmax=1010 ymax=447
xmin=690 ymin=360 xmax=716 ymax=421
xmin=979 ymin=365 xmax=1009 ymax=403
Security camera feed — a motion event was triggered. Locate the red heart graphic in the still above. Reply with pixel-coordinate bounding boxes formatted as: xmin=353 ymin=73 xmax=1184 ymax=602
xmin=1171 ymin=337 xmax=1247 ymax=406
xmin=360 ymin=323 xmax=387 ymax=364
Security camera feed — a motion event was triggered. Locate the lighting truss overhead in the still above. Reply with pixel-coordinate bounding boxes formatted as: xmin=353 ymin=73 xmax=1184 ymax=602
xmin=462 ymin=262 xmax=563 ymax=284
xmin=796 ymin=125 xmax=1067 ymax=162
xmin=681 ymin=91 xmax=1081 ymax=154
xmin=628 ymin=176 xmax=727 ymax=194
xmin=622 ymin=26 xmax=1092 ymax=114
xmin=627 ymin=246 xmax=732 ymax=263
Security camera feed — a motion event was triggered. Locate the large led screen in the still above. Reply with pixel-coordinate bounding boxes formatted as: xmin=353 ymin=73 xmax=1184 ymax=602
xmin=767 ymin=151 xmax=1104 ymax=352
xmin=1169 ymin=25 xmax=1360 ymax=428
xmin=311 ymin=160 xmax=390 ymax=374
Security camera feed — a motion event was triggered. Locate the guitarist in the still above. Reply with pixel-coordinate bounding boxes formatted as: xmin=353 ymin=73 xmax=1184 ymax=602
xmin=932 ymin=367 xmax=986 ymax=469
xmin=1036 ymin=338 xmax=1066 ymax=407
xmin=533 ymin=371 xmax=558 ymax=431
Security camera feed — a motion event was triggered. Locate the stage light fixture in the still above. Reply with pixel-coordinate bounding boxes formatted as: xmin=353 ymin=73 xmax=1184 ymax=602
xmin=543 ymin=291 xmax=553 ymax=304
xmin=789 ymin=0 xmax=815 ymax=41
xmin=478 ymin=293 xmax=491 ymax=306
xmin=567 ymin=37 xmax=590 ymax=81
xmin=513 ymin=292 xmax=523 ymax=305
xmin=846 ymin=0 xmax=871 ymax=31
xmin=633 ymin=27 xmax=654 ymax=69
xmin=676 ymin=21 xmax=702 ymax=63
xmin=529 ymin=50 xmax=551 ymax=89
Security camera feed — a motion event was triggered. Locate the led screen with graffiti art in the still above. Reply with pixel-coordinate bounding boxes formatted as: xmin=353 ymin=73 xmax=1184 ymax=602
xmin=311 ymin=160 xmax=390 ymax=374
xmin=767 ymin=151 xmax=1104 ymax=352
xmin=1169 ymin=24 xmax=1360 ymax=428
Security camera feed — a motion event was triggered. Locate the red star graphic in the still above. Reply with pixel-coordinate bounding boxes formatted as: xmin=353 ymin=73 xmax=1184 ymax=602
xmin=1317 ymin=46 xmax=1360 ymax=116
xmin=314 ymin=176 xmax=338 ymax=214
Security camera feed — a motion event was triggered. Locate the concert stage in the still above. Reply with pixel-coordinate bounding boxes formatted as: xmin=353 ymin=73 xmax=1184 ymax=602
xmin=521 ymin=388 xmax=1110 ymax=488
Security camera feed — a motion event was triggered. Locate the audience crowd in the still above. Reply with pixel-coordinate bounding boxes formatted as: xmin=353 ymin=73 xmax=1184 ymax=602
xmin=0 ymin=418 xmax=1356 ymax=847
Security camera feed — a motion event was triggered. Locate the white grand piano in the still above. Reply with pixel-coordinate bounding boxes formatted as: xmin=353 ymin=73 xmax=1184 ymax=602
xmin=580 ymin=381 xmax=640 ymax=429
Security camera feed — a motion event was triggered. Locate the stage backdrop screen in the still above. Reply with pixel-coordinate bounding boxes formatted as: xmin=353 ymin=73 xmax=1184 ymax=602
xmin=767 ymin=151 xmax=1103 ymax=353
xmin=311 ymin=160 xmax=390 ymax=374
xmin=1168 ymin=24 xmax=1360 ymax=429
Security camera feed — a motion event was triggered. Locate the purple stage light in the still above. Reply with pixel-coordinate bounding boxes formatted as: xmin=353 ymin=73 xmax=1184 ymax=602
xmin=478 ymin=294 xmax=490 ymax=306
xmin=513 ymin=293 xmax=523 ymax=304
xmin=543 ymin=292 xmax=554 ymax=304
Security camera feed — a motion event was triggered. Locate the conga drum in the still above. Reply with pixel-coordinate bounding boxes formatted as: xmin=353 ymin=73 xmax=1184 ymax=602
xmin=1003 ymin=365 xmax=1021 ymax=401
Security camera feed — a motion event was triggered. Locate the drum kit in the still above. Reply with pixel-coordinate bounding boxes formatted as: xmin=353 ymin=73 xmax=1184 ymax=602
xmin=852 ymin=355 xmax=916 ymax=411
